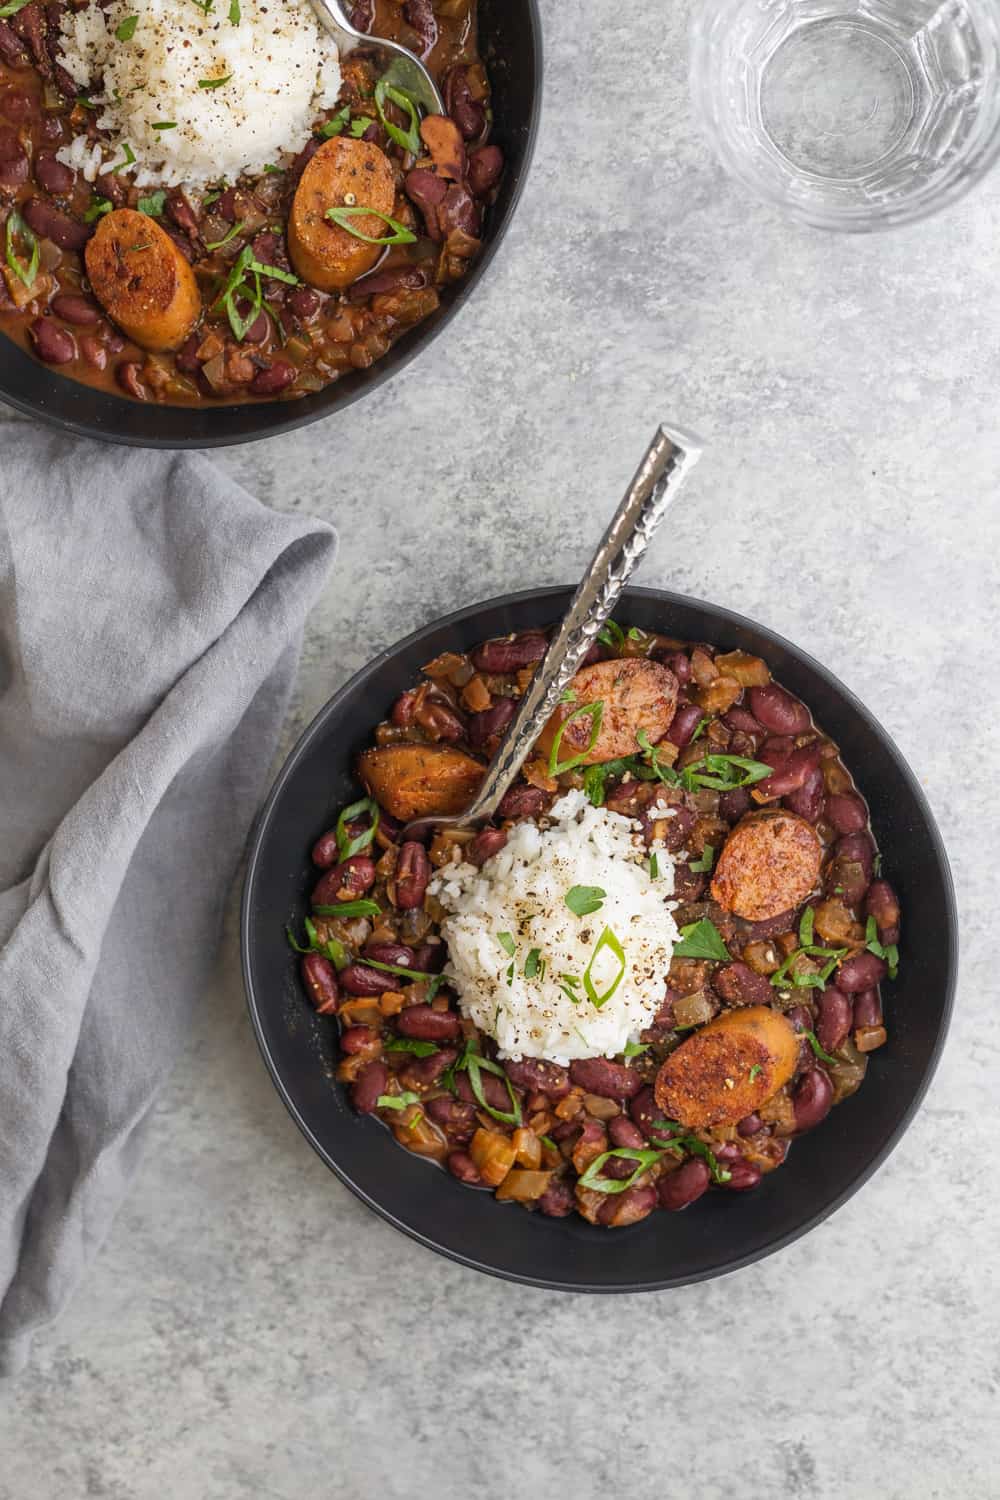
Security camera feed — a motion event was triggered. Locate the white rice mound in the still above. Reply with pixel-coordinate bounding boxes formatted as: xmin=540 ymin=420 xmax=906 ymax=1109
xmin=57 ymin=0 xmax=341 ymax=187
xmin=430 ymin=791 xmax=681 ymax=1065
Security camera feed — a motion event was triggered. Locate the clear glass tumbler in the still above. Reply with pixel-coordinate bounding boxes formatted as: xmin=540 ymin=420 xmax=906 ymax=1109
xmin=690 ymin=0 xmax=1000 ymax=230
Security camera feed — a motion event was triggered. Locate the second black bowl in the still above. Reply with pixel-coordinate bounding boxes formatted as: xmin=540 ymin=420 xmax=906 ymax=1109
xmin=0 ymin=0 xmax=542 ymax=448
xmin=241 ymin=587 xmax=956 ymax=1291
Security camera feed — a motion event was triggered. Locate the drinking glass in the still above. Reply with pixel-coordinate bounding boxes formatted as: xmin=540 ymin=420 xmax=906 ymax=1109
xmin=691 ymin=0 xmax=1000 ymax=230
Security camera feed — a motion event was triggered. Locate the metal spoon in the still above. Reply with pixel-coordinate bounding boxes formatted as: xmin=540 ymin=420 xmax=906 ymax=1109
xmin=308 ymin=0 xmax=445 ymax=116
xmin=401 ymin=421 xmax=704 ymax=842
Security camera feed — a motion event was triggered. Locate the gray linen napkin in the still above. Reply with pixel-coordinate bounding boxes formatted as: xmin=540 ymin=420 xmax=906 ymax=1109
xmin=0 ymin=425 xmax=335 ymax=1375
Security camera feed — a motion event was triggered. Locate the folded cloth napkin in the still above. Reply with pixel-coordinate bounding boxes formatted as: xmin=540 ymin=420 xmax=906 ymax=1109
xmin=0 ymin=424 xmax=335 ymax=1375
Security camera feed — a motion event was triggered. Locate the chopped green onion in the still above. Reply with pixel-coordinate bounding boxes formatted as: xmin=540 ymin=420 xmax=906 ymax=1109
xmin=76 ymin=93 xmax=97 ymax=109
xmin=108 ymin=142 xmax=136 ymax=175
xmin=548 ymin=700 xmax=604 ymax=776
xmin=205 ymin=220 xmax=246 ymax=252
xmin=748 ymin=1063 xmax=763 ymax=1081
xmin=311 ymin=898 xmax=382 ymax=919
xmin=799 ymin=906 xmax=816 ymax=948
xmin=583 ymin=926 xmax=627 ymax=1010
xmin=374 ymin=76 xmax=421 ymax=155
xmin=688 ymin=844 xmax=715 ymax=874
xmin=679 ymin=753 xmax=774 ymax=792
xmin=115 ymin=14 xmax=138 ymax=39
xmin=0 ymin=0 xmax=33 ymax=16
xmin=540 ymin=1135 xmax=558 ymax=1152
xmin=597 ymin=620 xmax=626 ymax=651
xmin=5 ymin=209 xmax=38 ymax=290
xmin=335 ymin=796 xmax=379 ymax=860
xmin=199 ymin=74 xmax=231 ymax=89
xmin=383 ymin=1038 xmax=439 ymax=1057
xmin=247 ymin=256 xmax=298 ymax=285
xmin=82 ymin=196 xmax=113 ymax=223
xmin=318 ymin=106 xmax=350 ymax=139
xmin=673 ymin=918 xmax=730 ymax=962
xmin=349 ymin=116 xmax=372 ymax=137
xmin=578 ymin=1147 xmax=663 ymax=1195
xmin=324 ymin=205 xmax=417 ymax=246
xmin=690 ymin=716 xmax=710 ymax=742
xmin=151 ymin=122 xmax=177 ymax=131
xmin=564 ymin=885 xmax=605 ymax=917
xmin=458 ymin=1044 xmax=521 ymax=1126
xmin=804 ymin=1030 xmax=839 ymax=1065
xmin=228 ymin=0 xmax=240 ymax=19
xmin=623 ymin=1041 xmax=649 ymax=1058
xmin=648 ymin=852 xmax=660 ymax=880
xmin=524 ymin=948 xmax=541 ymax=979
xmin=496 ymin=931 xmax=516 ymax=957
xmin=377 ymin=1091 xmax=421 ymax=1111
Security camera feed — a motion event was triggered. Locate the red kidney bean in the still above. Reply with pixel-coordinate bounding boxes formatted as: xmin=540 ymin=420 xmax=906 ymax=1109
xmin=569 ymin=1058 xmax=642 ymax=1100
xmin=34 ymin=150 xmax=74 ymax=194
xmin=728 ymin=731 xmax=758 ymax=759
xmin=79 ymin=335 xmax=106 ymax=371
xmin=755 ymin=744 xmax=822 ymax=799
xmin=410 ymin=940 xmax=446 ymax=974
xmin=826 ymin=793 xmax=868 ymax=833
xmin=816 ymin=988 xmax=852 ymax=1053
xmin=658 ymin=1157 xmax=711 ymax=1210
xmin=0 ymin=124 xmax=28 ymax=190
xmin=538 ymin=1178 xmax=576 ymax=1217
xmin=425 ymin=1095 xmax=477 ymax=1138
xmin=403 ymin=0 xmax=437 ymax=55
xmin=310 ymin=829 xmax=340 ymax=868
xmin=741 ymin=908 xmax=798 ymax=939
xmin=760 ymin=735 xmax=796 ymax=763
xmin=403 ymin=165 xmax=446 ymax=238
xmin=362 ymin=941 xmax=415 ymax=969
xmin=22 ymin=195 xmax=90 ymax=250
xmin=737 ymin=1112 xmax=763 ymax=1137
xmin=792 ymin=1067 xmax=834 ymax=1132
xmin=836 ymin=831 xmax=875 ymax=879
xmin=503 ymin=1056 xmax=570 ymax=1098
xmin=599 ymin=1184 xmax=658 ymax=1226
xmin=105 ymin=331 xmax=125 ymax=355
xmin=391 ymin=689 xmax=417 ymax=727
xmin=341 ymin=964 xmax=401 ymax=997
xmin=446 ymin=1150 xmax=481 ymax=1184
xmin=250 ymin=361 xmax=296 ymax=396
xmin=287 ymin=284 xmax=321 ymax=321
xmin=718 ymin=787 xmax=752 ymax=823
xmin=469 ymin=144 xmax=504 ymax=197
xmin=467 ymin=827 xmax=507 ymax=866
xmin=340 ymin=1024 xmax=380 ymax=1055
xmin=394 ymin=841 xmax=430 ymax=910
xmin=666 ymin=702 xmax=704 ymax=749
xmin=40 ymin=116 xmax=66 ymax=147
xmin=852 ymin=989 xmax=883 ymax=1029
xmin=713 ymin=961 xmax=774 ymax=1007
xmin=396 ymin=1004 xmax=460 ymax=1041
xmin=404 ymin=1045 xmax=457 ymax=1086
xmin=468 ymin=696 xmax=516 ymax=748
xmin=629 ymin=1085 xmax=661 ymax=1138
xmin=239 ymin=308 xmax=269 ymax=345
xmin=497 ymin=784 xmax=550 ymax=819
xmin=749 ymin=684 xmax=811 ymax=735
xmin=724 ymin=1160 xmax=763 ymax=1191
xmin=785 ymin=1004 xmax=814 ymax=1035
xmin=351 ymin=1060 xmax=387 ymax=1114
xmin=95 ymin=170 xmax=128 ymax=207
xmin=116 ymin=361 xmax=146 ymax=400
xmin=608 ymin=1116 xmax=646 ymax=1150
xmin=444 ymin=64 xmax=486 ymax=139
xmin=415 ymin=698 xmax=466 ymax=743
xmin=455 ymin=1068 xmax=510 ymax=1112
xmin=300 ymin=952 xmax=339 ymax=1014
xmin=672 ymin=864 xmax=708 ymax=903
xmin=655 ymin=650 xmax=690 ymax=684
xmin=28 ymin=317 xmax=75 ymax=365
xmin=471 ymin=634 xmax=549 ymax=673
xmin=313 ymin=854 xmax=376 ymax=906
xmin=0 ymin=21 xmax=28 ymax=67
xmin=550 ymin=1117 xmax=582 ymax=1144
xmin=836 ymin=951 xmax=887 ymax=992
xmin=784 ymin=765 xmax=825 ymax=823
xmin=723 ymin=705 xmax=765 ymax=737
xmin=347 ymin=265 xmax=427 ymax=302
xmin=713 ymin=1143 xmax=743 ymax=1166
xmin=50 ymin=292 xmax=100 ymax=327
xmin=865 ymin=879 xmax=900 ymax=943
xmin=660 ymin=805 xmax=695 ymax=853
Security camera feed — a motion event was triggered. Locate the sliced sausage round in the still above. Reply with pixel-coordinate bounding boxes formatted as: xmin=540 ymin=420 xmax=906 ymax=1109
xmin=710 ymin=810 xmax=822 ymax=922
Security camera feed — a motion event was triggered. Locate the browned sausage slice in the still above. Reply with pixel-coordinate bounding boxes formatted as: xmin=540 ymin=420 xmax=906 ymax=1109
xmin=357 ymin=743 xmax=484 ymax=821
xmin=84 ymin=209 xmax=200 ymax=352
xmin=537 ymin=658 xmax=678 ymax=768
xmin=710 ymin=809 xmax=822 ymax=921
xmin=654 ymin=1005 xmax=799 ymax=1128
xmin=288 ymin=137 xmax=396 ymax=291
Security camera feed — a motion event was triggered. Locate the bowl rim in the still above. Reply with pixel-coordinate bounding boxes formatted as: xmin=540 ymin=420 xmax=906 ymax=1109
xmin=0 ymin=0 xmax=544 ymax=450
xmin=240 ymin=584 xmax=958 ymax=1290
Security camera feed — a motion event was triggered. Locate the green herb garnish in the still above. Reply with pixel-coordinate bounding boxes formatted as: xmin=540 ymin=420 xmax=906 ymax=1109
xmin=540 ymin=1135 xmax=558 ymax=1152
xmin=285 ymin=915 xmax=347 ymax=969
xmin=748 ymin=1063 xmax=763 ymax=1082
xmin=377 ymin=1091 xmax=421 ymax=1111
xmin=549 ymin=700 xmax=604 ymax=776
xmin=151 ymin=122 xmax=177 ymax=131
xmin=311 ymin=898 xmax=382 ymax=919
xmin=623 ymin=1041 xmax=649 ymax=1058
xmin=565 ymin=884 xmax=606 ymax=917
xmin=335 ymin=795 xmax=379 ymax=861
xmin=108 ymin=142 xmax=136 ymax=174
xmin=597 ymin=619 xmax=626 ymax=651
xmin=678 ymin=753 xmax=774 ymax=791
xmin=318 ymin=106 xmax=350 ymax=139
xmin=83 ymin=196 xmax=113 ymax=223
xmin=583 ymin=926 xmax=627 ymax=1010
xmin=865 ymin=916 xmax=899 ymax=978
xmin=324 ymin=205 xmax=417 ymax=245
xmin=673 ymin=918 xmax=730 ymax=962
xmin=228 ymin=0 xmax=240 ymax=19
xmin=497 ymin=931 xmax=516 ymax=957
xmin=204 ymin=220 xmax=246 ymax=251
xmin=689 ymin=844 xmax=715 ymax=873
xmin=458 ymin=1043 xmax=521 ymax=1126
xmin=649 ymin=852 xmax=660 ymax=880
xmin=374 ymin=76 xmax=421 ymax=154
xmin=770 ymin=944 xmax=847 ymax=991
xmin=0 ymin=0 xmax=33 ymax=16
xmin=524 ymin=948 xmax=541 ymax=979
xmin=137 ymin=190 xmax=167 ymax=216
xmin=383 ymin=1038 xmax=439 ymax=1057
xmin=5 ymin=209 xmax=38 ymax=290
xmin=199 ymin=74 xmax=232 ymax=89
xmin=578 ymin=1147 xmax=664 ymax=1195
xmin=115 ymin=13 xmax=138 ymax=39
xmin=799 ymin=905 xmax=815 ymax=948
xmin=804 ymin=1030 xmax=839 ymax=1065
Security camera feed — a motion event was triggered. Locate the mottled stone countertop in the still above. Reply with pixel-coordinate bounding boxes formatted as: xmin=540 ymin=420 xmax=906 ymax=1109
xmin=2 ymin=0 xmax=997 ymax=1494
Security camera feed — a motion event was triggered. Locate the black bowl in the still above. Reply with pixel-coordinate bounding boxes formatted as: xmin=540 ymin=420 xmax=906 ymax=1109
xmin=241 ymin=586 xmax=956 ymax=1291
xmin=0 ymin=0 xmax=541 ymax=449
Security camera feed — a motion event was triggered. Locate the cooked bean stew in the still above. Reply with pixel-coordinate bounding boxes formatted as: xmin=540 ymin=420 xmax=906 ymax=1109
xmin=289 ymin=625 xmax=900 ymax=1228
xmin=0 ymin=2 xmax=496 ymax=402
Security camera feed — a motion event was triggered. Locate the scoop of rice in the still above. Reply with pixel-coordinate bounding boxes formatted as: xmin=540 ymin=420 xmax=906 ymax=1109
xmin=430 ymin=791 xmax=680 ymax=1065
xmin=57 ymin=0 xmax=341 ymax=187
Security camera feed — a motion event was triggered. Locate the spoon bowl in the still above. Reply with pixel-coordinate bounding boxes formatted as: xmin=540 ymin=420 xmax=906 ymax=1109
xmin=309 ymin=0 xmax=445 ymax=114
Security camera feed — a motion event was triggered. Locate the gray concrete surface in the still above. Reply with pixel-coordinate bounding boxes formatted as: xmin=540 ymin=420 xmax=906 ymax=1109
xmin=2 ymin=0 xmax=998 ymax=1494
